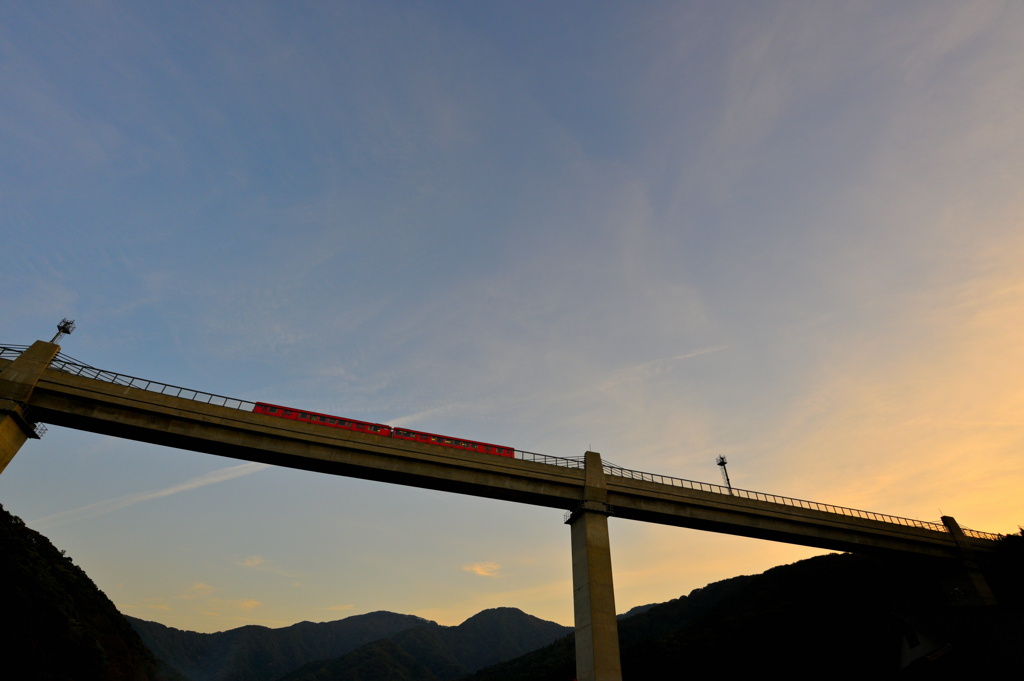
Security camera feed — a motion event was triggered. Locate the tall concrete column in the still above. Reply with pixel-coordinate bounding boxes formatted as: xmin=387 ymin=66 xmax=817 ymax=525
xmin=941 ymin=515 xmax=997 ymax=605
xmin=567 ymin=451 xmax=621 ymax=681
xmin=0 ymin=341 xmax=60 ymax=475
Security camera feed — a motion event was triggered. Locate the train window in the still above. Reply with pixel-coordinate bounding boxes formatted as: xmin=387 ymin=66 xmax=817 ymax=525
xmin=299 ymin=413 xmax=308 ymax=419
xmin=318 ymin=416 xmax=327 ymax=422
xmin=328 ymin=418 xmax=337 ymax=425
xmin=268 ymin=407 xmax=278 ymax=414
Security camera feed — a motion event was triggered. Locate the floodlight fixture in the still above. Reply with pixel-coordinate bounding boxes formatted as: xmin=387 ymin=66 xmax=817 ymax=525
xmin=51 ymin=318 xmax=76 ymax=344
xmin=716 ymin=455 xmax=733 ymax=495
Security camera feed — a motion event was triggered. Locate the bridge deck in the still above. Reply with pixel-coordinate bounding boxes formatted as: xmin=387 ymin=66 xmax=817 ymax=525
xmin=1 ymin=352 xmax=998 ymax=559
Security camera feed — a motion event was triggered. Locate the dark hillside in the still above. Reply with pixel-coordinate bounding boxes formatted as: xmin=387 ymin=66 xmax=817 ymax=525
xmin=277 ymin=638 xmax=440 ymax=681
xmin=467 ymin=553 xmax=1013 ymax=680
xmin=129 ymin=611 xmax=434 ymax=681
xmin=0 ymin=502 xmax=161 ymax=681
xmin=621 ymin=553 xmax=946 ymax=677
xmin=986 ymin=529 xmax=1024 ymax=605
xmin=465 ymin=573 xmax=754 ymax=681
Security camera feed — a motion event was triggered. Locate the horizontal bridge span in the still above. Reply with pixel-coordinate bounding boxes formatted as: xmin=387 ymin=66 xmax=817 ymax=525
xmin=0 ymin=351 xmax=996 ymax=560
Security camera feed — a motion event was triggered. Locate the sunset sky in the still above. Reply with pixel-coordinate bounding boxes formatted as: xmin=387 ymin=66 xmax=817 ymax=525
xmin=2 ymin=1 xmax=1023 ymax=633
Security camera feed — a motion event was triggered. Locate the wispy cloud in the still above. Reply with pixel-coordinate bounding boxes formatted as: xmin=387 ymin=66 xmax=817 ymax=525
xmin=180 ymin=583 xmax=216 ymax=600
xmin=389 ymin=402 xmax=471 ymax=428
xmin=29 ymin=463 xmax=270 ymax=530
xmin=236 ymin=554 xmax=295 ymax=578
xmin=592 ymin=345 xmax=732 ymax=394
xmin=463 ymin=562 xmax=501 ymax=577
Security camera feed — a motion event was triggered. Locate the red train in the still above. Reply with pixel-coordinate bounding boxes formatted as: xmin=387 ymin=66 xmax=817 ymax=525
xmin=253 ymin=402 xmax=515 ymax=458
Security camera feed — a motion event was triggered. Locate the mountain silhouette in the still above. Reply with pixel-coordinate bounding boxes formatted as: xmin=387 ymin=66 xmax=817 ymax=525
xmin=277 ymin=608 xmax=571 ymax=681
xmin=128 ymin=611 xmax=434 ymax=681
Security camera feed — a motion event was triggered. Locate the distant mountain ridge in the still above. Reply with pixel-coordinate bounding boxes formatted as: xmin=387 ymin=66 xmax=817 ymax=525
xmin=279 ymin=607 xmax=572 ymax=681
xmin=128 ymin=611 xmax=435 ymax=681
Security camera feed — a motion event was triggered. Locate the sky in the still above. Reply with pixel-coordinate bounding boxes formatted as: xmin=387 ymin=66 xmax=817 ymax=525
xmin=1 ymin=0 xmax=1023 ymax=633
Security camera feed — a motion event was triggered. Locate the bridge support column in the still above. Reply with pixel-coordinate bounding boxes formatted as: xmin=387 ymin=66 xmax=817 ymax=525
xmin=0 ymin=341 xmax=60 ymax=475
xmin=567 ymin=451 xmax=621 ymax=681
xmin=941 ymin=515 xmax=997 ymax=605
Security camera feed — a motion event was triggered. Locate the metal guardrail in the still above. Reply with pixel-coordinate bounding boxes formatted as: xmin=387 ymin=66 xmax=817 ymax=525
xmin=0 ymin=345 xmax=257 ymax=412
xmin=0 ymin=345 xmax=30 ymax=360
xmin=601 ymin=463 xmax=954 ymax=533
xmin=516 ymin=450 xmax=586 ymax=469
xmin=962 ymin=527 xmax=1002 ymax=541
xmin=0 ymin=344 xmax=1005 ymax=542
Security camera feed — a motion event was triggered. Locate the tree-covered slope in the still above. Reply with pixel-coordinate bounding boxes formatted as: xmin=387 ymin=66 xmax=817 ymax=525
xmin=465 ymin=552 xmax=989 ymax=680
xmin=0 ymin=502 xmax=161 ymax=681
xmin=464 ymin=572 xmax=755 ymax=681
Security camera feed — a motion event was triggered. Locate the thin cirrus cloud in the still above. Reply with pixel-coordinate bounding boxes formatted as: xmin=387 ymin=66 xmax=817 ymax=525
xmin=29 ymin=462 xmax=270 ymax=531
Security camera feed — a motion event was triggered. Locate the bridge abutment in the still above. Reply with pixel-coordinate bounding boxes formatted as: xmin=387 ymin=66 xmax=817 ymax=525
xmin=0 ymin=341 xmax=59 ymax=475
xmin=567 ymin=451 xmax=622 ymax=681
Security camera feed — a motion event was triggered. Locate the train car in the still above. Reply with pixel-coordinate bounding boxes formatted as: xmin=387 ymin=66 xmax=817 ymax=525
xmin=253 ymin=402 xmax=515 ymax=458
xmin=391 ymin=427 xmax=515 ymax=458
xmin=253 ymin=402 xmax=392 ymax=437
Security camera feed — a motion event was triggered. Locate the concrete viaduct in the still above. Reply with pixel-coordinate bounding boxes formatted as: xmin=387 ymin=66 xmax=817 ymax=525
xmin=0 ymin=339 xmax=1003 ymax=681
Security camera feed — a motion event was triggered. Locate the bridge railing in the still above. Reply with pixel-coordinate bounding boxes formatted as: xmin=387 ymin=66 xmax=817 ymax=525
xmin=50 ymin=358 xmax=258 ymax=411
xmin=0 ymin=346 xmax=258 ymax=412
xmin=0 ymin=345 xmax=30 ymax=360
xmin=962 ymin=527 xmax=1003 ymax=541
xmin=1 ymin=344 xmax=1004 ymax=542
xmin=600 ymin=462 xmax=954 ymax=533
xmin=515 ymin=450 xmax=586 ymax=469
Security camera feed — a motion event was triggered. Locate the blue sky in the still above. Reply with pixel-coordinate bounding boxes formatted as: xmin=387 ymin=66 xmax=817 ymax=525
xmin=2 ymin=1 xmax=1023 ymax=631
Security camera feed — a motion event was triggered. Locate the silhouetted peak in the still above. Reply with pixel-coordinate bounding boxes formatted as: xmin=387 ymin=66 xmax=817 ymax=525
xmin=457 ymin=607 xmax=534 ymax=628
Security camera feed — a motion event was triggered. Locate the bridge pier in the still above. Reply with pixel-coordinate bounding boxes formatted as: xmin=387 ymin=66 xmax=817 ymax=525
xmin=941 ymin=515 xmax=998 ymax=605
xmin=567 ymin=451 xmax=622 ymax=681
xmin=0 ymin=341 xmax=59 ymax=475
